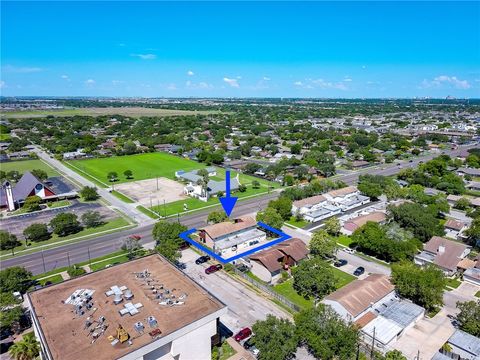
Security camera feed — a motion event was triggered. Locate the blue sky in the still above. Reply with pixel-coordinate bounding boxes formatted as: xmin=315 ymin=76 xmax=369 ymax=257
xmin=1 ymin=1 xmax=479 ymax=98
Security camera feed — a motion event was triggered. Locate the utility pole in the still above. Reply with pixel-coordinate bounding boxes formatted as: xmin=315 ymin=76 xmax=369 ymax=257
xmin=41 ymin=250 xmax=46 ymax=273
xmin=67 ymin=252 xmax=71 ymax=267
xmin=164 ymin=199 xmax=166 ymax=218
xmin=156 ymin=176 xmax=159 ymax=191
xmin=87 ymin=247 xmax=91 ymax=265
xmin=370 ymin=327 xmax=376 ymax=359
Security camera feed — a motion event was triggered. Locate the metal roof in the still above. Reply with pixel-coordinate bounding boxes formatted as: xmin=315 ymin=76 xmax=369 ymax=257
xmin=448 ymin=330 xmax=480 ymax=356
xmin=361 ymin=316 xmax=403 ymax=345
xmin=377 ymin=299 xmax=424 ymax=328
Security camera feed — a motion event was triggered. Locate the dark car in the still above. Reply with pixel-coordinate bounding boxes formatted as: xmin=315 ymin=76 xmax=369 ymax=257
xmin=174 ymin=261 xmax=187 ymax=270
xmin=205 ymin=264 xmax=222 ymax=274
xmin=236 ymin=264 xmax=250 ymax=273
xmin=234 ymin=327 xmax=252 ymax=342
xmin=353 ymin=266 xmax=365 ymax=276
xmin=195 ymin=255 xmax=211 ymax=265
xmin=243 ymin=339 xmax=254 ymax=350
xmin=334 ymin=259 xmax=348 ymax=267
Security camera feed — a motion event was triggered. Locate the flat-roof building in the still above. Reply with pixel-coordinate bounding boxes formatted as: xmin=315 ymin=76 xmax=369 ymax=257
xmin=27 ymin=254 xmax=227 ymax=360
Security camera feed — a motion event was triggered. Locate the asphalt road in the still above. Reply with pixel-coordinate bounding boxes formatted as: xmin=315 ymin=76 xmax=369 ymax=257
xmin=1 ymin=144 xmax=476 ymax=275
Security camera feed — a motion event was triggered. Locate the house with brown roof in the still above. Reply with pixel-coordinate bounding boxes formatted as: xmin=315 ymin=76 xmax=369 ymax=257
xmin=198 ymin=216 xmax=266 ymax=257
xmin=444 ymin=219 xmax=467 ymax=240
xmin=322 ymin=274 xmax=395 ymax=322
xmin=414 ymin=236 xmax=471 ymax=276
xmin=248 ymin=238 xmax=308 ymax=284
xmin=342 ymin=211 xmax=387 ymax=235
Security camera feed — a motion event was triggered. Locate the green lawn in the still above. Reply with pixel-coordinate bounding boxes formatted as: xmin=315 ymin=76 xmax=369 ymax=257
xmin=47 ymin=200 xmax=71 ymax=208
xmin=89 ymin=254 xmax=131 ymax=271
xmin=0 ymin=133 xmax=10 ymax=141
xmin=136 ymin=205 xmax=160 ymax=219
xmin=0 ymin=159 xmax=59 ymax=177
xmin=332 ymin=267 xmax=356 ymax=288
xmin=285 ymin=216 xmax=308 ymax=228
xmin=0 ymin=217 xmax=131 ymax=257
xmin=336 ymin=235 xmax=353 ymax=248
xmin=445 ymin=278 xmax=462 ymax=290
xmin=215 ymin=341 xmax=237 ymax=360
xmin=111 ymin=190 xmax=135 ymax=203
xmin=475 ymin=291 xmax=480 ymax=298
xmin=37 ymin=274 xmax=64 ymax=286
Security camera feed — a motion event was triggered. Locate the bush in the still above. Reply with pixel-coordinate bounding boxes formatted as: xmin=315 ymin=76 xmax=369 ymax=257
xmin=67 ymin=265 xmax=86 ymax=278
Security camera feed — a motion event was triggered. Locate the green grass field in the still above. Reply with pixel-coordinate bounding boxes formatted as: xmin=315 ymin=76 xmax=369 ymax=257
xmin=0 ymin=133 xmax=10 ymax=141
xmin=1 ymin=159 xmax=59 ymax=177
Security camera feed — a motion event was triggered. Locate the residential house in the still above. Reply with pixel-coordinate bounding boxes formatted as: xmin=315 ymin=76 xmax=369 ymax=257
xmin=198 ymin=217 xmax=266 ymax=257
xmin=63 ymin=149 xmax=86 ymax=160
xmin=176 ymin=168 xmax=238 ymax=202
xmin=467 ymin=181 xmax=480 ymax=191
xmin=324 ymin=186 xmax=370 ymax=211
xmin=436 ymin=329 xmax=480 ymax=360
xmin=463 ymin=254 xmax=480 ymax=286
xmin=444 ymin=219 xmax=467 ymax=240
xmin=342 ymin=212 xmax=387 ymax=235
xmin=248 ymin=238 xmax=308 ymax=284
xmin=457 ymin=167 xmax=480 ymax=177
xmin=414 ymin=236 xmax=471 ymax=276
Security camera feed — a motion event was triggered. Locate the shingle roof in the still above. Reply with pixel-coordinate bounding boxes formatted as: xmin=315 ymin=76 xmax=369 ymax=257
xmin=249 ymin=238 xmax=308 ymax=273
xmin=293 ymin=195 xmax=326 ymax=208
xmin=423 ymin=236 xmax=469 ymax=271
xmin=327 ymin=186 xmax=358 ymax=198
xmin=324 ymin=274 xmax=394 ymax=318
xmin=201 ymin=216 xmax=257 ymax=240
xmin=445 ymin=219 xmax=466 ymax=231
xmin=344 ymin=212 xmax=387 ymax=231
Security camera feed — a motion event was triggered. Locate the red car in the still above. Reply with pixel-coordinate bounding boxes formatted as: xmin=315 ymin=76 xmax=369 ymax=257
xmin=205 ymin=264 xmax=222 ymax=274
xmin=129 ymin=235 xmax=142 ymax=240
xmin=234 ymin=327 xmax=252 ymax=342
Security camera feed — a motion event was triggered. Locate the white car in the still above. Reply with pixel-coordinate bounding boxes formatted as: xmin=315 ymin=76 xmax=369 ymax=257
xmin=343 ymin=248 xmax=355 ymax=254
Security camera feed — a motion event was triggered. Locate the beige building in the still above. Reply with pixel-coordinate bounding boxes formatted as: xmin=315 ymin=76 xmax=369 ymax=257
xmin=27 ymin=255 xmax=227 ymax=360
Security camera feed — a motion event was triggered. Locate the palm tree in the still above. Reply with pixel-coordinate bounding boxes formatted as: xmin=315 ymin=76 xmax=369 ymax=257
xmin=9 ymin=333 xmax=40 ymax=360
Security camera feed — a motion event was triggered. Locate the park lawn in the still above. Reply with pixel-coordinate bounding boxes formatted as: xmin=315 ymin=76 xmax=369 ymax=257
xmin=285 ymin=216 xmax=308 ymax=228
xmin=273 ymin=280 xmax=314 ymax=310
xmin=0 ymin=159 xmax=59 ymax=177
xmin=0 ymin=217 xmax=131 ymax=257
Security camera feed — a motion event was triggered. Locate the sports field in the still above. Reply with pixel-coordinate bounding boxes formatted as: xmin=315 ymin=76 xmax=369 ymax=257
xmin=67 ymin=152 xmax=279 ymax=189
xmin=1 ymin=159 xmax=59 ymax=177
xmin=0 ymin=107 xmax=223 ymax=119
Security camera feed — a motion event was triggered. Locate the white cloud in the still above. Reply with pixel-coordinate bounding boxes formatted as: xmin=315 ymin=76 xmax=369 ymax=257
xmin=362 ymin=65 xmax=367 ymax=69
xmin=0 ymin=81 xmax=5 ymax=89
xmin=294 ymin=81 xmax=303 ymax=86
xmin=223 ymin=77 xmax=239 ymax=88
xmin=421 ymin=75 xmax=471 ymax=89
xmin=263 ymin=76 xmax=271 ymax=81
xmin=185 ymin=80 xmax=213 ymax=89
xmin=3 ymin=65 xmax=43 ymax=73
xmin=294 ymin=78 xmax=348 ymax=90
xmin=111 ymin=80 xmax=125 ymax=86
xmin=130 ymin=53 xmax=157 ymax=60
xmin=187 ymin=70 xmax=194 ymax=76
xmin=61 ymin=75 xmax=70 ymax=81
xmin=343 ymin=77 xmax=352 ymax=82
xmin=85 ymin=79 xmax=95 ymax=85
xmin=167 ymin=83 xmax=177 ymax=90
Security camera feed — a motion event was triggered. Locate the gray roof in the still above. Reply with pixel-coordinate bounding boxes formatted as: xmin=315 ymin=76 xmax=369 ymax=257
xmin=207 ymin=178 xmax=239 ymax=194
xmin=177 ymin=167 xmax=217 ymax=183
xmin=448 ymin=329 xmax=480 ymax=356
xmin=377 ymin=299 xmax=424 ymax=328
xmin=431 ymin=352 xmax=453 ymax=360
xmin=458 ymin=167 xmax=480 ymax=176
xmin=0 ymin=171 xmax=54 ymax=206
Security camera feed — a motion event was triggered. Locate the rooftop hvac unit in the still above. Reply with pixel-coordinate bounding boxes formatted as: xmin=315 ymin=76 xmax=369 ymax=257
xmin=134 ymin=322 xmax=144 ymax=333
xmin=114 ymin=293 xmax=123 ymax=305
xmin=98 ymin=316 xmax=105 ymax=323
xmin=124 ymin=289 xmax=133 ymax=300
xmin=147 ymin=316 xmax=157 ymax=328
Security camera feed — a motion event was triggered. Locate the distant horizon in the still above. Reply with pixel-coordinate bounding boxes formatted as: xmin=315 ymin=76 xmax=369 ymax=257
xmin=2 ymin=1 xmax=479 ymax=98
xmin=1 ymin=96 xmax=480 ymax=100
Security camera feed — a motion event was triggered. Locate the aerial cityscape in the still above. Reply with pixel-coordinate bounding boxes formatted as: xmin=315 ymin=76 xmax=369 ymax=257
xmin=1 ymin=1 xmax=480 ymax=360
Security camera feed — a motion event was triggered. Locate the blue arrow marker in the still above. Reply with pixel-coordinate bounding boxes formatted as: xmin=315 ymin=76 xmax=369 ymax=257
xmin=219 ymin=170 xmax=238 ymax=217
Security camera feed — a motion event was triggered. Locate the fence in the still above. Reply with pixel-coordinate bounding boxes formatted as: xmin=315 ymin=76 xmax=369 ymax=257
xmin=232 ymin=268 xmax=302 ymax=312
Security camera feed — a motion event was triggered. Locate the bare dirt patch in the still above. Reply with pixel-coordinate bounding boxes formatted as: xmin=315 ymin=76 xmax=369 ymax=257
xmin=114 ymin=177 xmax=187 ymax=207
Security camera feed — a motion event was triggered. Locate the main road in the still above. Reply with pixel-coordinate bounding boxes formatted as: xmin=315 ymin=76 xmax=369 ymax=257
xmin=1 ymin=144 xmax=476 ymax=275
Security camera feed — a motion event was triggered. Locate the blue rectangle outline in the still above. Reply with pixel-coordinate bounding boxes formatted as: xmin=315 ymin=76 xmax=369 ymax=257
xmin=179 ymin=221 xmax=292 ymax=263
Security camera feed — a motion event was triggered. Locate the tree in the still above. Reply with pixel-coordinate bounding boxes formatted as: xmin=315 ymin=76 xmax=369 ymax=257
xmin=0 ymin=231 xmax=21 ymax=254
xmin=309 ymin=230 xmax=337 ymax=259
xmin=251 ymin=315 xmax=298 ymax=360
xmin=465 ymin=217 xmax=480 ymax=247
xmin=7 ymin=170 xmax=21 ymax=182
xmin=384 ymin=350 xmax=408 ymax=360
xmin=455 ymin=300 xmax=480 ymax=337
xmin=153 ymin=221 xmax=187 ymax=262
xmin=31 ymin=169 xmax=48 ymax=181
xmin=292 ymin=257 xmax=336 ymax=300
xmin=268 ymin=197 xmax=292 ymax=221
xmin=0 ymin=267 xmax=32 ymax=293
xmin=207 ymin=211 xmax=227 ymax=224
xmin=454 ymin=197 xmax=471 ymax=211
xmin=294 ymin=305 xmax=359 ymax=360
xmin=358 ymin=181 xmax=383 ymax=199
xmin=244 ymin=163 xmax=262 ymax=174
xmin=23 ymin=195 xmax=41 ymax=212
xmin=107 ymin=171 xmax=118 ymax=182
xmin=391 ymin=262 xmax=446 ymax=311
xmin=23 ymin=223 xmax=50 ymax=242
xmin=79 ymin=186 xmax=99 ymax=201
xmin=67 ymin=265 xmax=86 ymax=278
xmin=121 ymin=236 xmax=143 ymax=259
xmin=50 ymin=213 xmax=82 ymax=236
xmin=252 ymin=180 xmax=261 ymax=189
xmin=238 ymin=184 xmax=247 ymax=192
xmin=256 ymin=207 xmax=284 ymax=231
xmin=8 ymin=332 xmax=40 ymax=360
xmin=81 ymin=211 xmax=104 ymax=228
xmin=124 ymin=169 xmax=133 ymax=179
xmin=0 ymin=307 xmax=24 ymax=332
xmin=122 ymin=140 xmax=137 ymax=155
xmin=324 ymin=216 xmax=340 ymax=236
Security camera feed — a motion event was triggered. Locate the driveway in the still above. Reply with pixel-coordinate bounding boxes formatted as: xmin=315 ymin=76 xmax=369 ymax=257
xmin=180 ymin=248 xmax=291 ymax=334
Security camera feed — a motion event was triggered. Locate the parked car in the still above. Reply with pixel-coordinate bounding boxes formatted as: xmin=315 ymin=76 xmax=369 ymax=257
xmin=195 ymin=255 xmax=211 ymax=265
xmin=243 ymin=339 xmax=254 ymax=350
xmin=334 ymin=259 xmax=348 ymax=267
xmin=205 ymin=264 xmax=222 ymax=274
xmin=354 ymin=266 xmax=365 ymax=276
xmin=234 ymin=327 xmax=252 ymax=342
xmin=236 ymin=264 xmax=250 ymax=273
xmin=174 ymin=261 xmax=187 ymax=270
xmin=343 ymin=248 xmax=355 ymax=254
xmin=129 ymin=234 xmax=142 ymax=240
